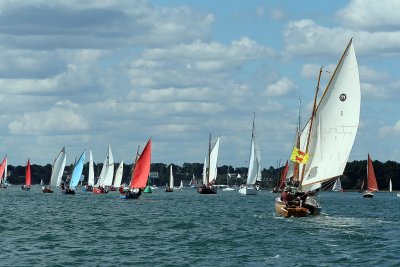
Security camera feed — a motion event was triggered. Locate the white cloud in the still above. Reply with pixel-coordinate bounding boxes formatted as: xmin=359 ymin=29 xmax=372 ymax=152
xmin=9 ymin=106 xmax=89 ymax=134
xmin=379 ymin=121 xmax=400 ymax=137
xmin=337 ymin=0 xmax=400 ymax=30
xmin=265 ymin=77 xmax=296 ymax=96
xmin=284 ymin=18 xmax=400 ymax=59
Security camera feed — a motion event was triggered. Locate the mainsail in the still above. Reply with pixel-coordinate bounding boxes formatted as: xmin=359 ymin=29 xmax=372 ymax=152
xmin=88 ymin=150 xmax=95 ymax=186
xmin=169 ymin=164 xmax=174 ymax=188
xmin=208 ymin=137 xmax=220 ymax=184
xmin=50 ymin=147 xmax=67 ymax=187
xmin=69 ymin=150 xmax=86 ymax=189
xmin=26 ymin=159 xmax=31 ymax=186
xmin=300 ymin=39 xmax=361 ymax=188
xmin=0 ymin=156 xmax=7 ymax=183
xmin=95 ymin=145 xmax=114 ymax=187
xmin=367 ymin=154 xmax=379 ymax=192
xmin=246 ymin=114 xmax=262 ymax=185
xmin=130 ymin=138 xmax=152 ymax=189
xmin=113 ymin=160 xmax=124 ymax=188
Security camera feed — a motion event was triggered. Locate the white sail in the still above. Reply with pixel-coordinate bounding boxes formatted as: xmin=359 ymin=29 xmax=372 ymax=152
xmin=301 ymin=39 xmax=361 ymax=187
xmin=202 ymin=157 xmax=207 ymax=185
xmin=389 ymin=178 xmax=392 ymax=192
xmin=95 ymin=145 xmax=114 ymax=187
xmin=246 ymin=115 xmax=262 ymax=185
xmin=88 ymin=150 xmax=95 ymax=186
xmin=179 ymin=180 xmax=183 ymax=189
xmin=113 ymin=160 xmax=123 ymax=187
xmin=332 ymin=178 xmax=342 ymax=192
xmin=169 ymin=164 xmax=174 ymax=188
xmin=208 ymin=137 xmax=220 ymax=183
xmin=50 ymin=147 xmax=67 ymax=187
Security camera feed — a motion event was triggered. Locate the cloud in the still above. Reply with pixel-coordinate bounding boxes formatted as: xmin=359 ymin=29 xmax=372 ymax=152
xmin=337 ymin=0 xmax=400 ymax=31
xmin=0 ymin=0 xmax=213 ymax=50
xmin=269 ymin=8 xmax=285 ymax=20
xmin=379 ymin=121 xmax=400 ymax=137
xmin=265 ymin=77 xmax=296 ymax=96
xmin=283 ymin=19 xmax=400 ymax=58
xmin=8 ymin=106 xmax=89 ymax=134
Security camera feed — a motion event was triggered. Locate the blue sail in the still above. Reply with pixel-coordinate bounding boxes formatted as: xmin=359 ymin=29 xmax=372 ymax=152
xmin=69 ymin=150 xmax=86 ymax=189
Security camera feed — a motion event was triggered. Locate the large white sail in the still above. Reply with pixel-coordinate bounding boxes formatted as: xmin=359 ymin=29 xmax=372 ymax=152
xmin=50 ymin=147 xmax=67 ymax=187
xmin=208 ymin=137 xmax=220 ymax=183
xmin=246 ymin=115 xmax=262 ymax=185
xmin=169 ymin=164 xmax=174 ymax=188
xmin=95 ymin=145 xmax=114 ymax=187
xmin=88 ymin=150 xmax=94 ymax=186
xmin=301 ymin=39 xmax=361 ymax=187
xmin=113 ymin=160 xmax=123 ymax=187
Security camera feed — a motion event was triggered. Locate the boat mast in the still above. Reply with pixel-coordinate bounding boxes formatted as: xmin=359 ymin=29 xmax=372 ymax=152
xmin=292 ymin=98 xmax=302 ymax=183
xmin=299 ymin=67 xmax=323 ymax=189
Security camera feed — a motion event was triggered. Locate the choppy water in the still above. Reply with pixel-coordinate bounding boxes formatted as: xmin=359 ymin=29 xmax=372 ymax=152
xmin=1 ymin=186 xmax=399 ymax=266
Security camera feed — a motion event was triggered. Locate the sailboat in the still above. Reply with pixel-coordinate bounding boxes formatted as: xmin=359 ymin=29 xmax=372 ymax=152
xmin=178 ymin=180 xmax=184 ymax=190
xmin=197 ymin=134 xmax=220 ymax=194
xmin=93 ymin=145 xmax=114 ymax=194
xmin=43 ymin=147 xmax=67 ymax=193
xmin=275 ymin=38 xmax=361 ymax=217
xmin=0 ymin=156 xmax=8 ymax=189
xmin=332 ymin=178 xmax=343 ymax=192
xmin=363 ymin=154 xmax=379 ymax=198
xmin=239 ymin=113 xmax=262 ymax=195
xmin=62 ymin=150 xmax=85 ymax=194
xmin=121 ymin=138 xmax=152 ymax=199
xmin=189 ymin=174 xmax=198 ymax=188
xmin=165 ymin=164 xmax=174 ymax=192
xmin=21 ymin=159 xmax=31 ymax=191
xmin=389 ymin=178 xmax=392 ymax=193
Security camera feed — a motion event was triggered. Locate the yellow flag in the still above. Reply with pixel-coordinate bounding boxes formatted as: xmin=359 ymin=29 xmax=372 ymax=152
xmin=290 ymin=147 xmax=309 ymax=164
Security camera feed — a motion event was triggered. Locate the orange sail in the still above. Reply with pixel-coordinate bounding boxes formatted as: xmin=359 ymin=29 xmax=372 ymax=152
xmin=26 ymin=159 xmax=31 ymax=186
xmin=367 ymin=154 xmax=378 ymax=192
xmin=130 ymin=138 xmax=152 ymax=189
xmin=0 ymin=156 xmax=6 ymax=182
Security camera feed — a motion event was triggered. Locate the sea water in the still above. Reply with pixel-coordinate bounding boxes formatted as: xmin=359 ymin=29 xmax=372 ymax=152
xmin=0 ymin=186 xmax=399 ymax=266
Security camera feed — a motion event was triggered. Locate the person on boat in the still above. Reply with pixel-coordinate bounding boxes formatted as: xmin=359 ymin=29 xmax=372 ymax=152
xmin=61 ymin=183 xmax=65 ymax=190
xmin=280 ymin=187 xmax=294 ymax=203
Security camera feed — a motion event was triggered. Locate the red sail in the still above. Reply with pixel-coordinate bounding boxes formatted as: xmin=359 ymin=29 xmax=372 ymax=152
xmin=367 ymin=154 xmax=378 ymax=192
xmin=130 ymin=139 xmax=152 ymax=189
xmin=0 ymin=156 xmax=6 ymax=182
xmin=26 ymin=159 xmax=31 ymax=186
xmin=279 ymin=160 xmax=289 ymax=189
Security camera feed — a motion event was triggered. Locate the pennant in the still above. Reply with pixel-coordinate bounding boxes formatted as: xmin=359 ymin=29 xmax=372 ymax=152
xmin=290 ymin=147 xmax=309 ymax=164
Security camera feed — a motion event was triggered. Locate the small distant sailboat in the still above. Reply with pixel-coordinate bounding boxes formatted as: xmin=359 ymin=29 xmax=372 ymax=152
xmin=0 ymin=156 xmax=8 ymax=189
xmin=43 ymin=147 xmax=67 ymax=193
xmin=389 ymin=178 xmax=392 ymax=193
xmin=178 ymin=180 xmax=184 ymax=190
xmin=93 ymin=145 xmax=114 ymax=194
xmin=121 ymin=138 xmax=152 ymax=199
xmin=62 ymin=150 xmax=86 ymax=195
xmin=363 ymin=154 xmax=378 ymax=198
xmin=21 ymin=159 xmax=32 ymax=191
xmin=332 ymin=178 xmax=343 ymax=192
xmin=197 ymin=134 xmax=219 ymax=194
xmin=165 ymin=164 xmax=174 ymax=192
xmin=239 ymin=113 xmax=262 ymax=195
xmin=189 ymin=174 xmax=198 ymax=188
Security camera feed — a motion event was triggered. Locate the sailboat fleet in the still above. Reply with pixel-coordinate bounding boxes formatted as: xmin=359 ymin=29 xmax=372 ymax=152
xmin=2 ymin=39 xmax=398 ymax=215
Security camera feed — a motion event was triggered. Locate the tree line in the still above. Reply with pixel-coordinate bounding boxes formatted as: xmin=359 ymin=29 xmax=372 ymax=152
xmin=5 ymin=159 xmax=399 ymax=190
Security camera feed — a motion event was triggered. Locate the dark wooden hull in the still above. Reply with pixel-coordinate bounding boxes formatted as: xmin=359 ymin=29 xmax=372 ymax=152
xmin=165 ymin=187 xmax=174 ymax=192
xmin=197 ymin=186 xmax=217 ymax=194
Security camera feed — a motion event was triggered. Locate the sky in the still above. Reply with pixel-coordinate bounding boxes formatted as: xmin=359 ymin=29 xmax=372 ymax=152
xmin=1 ymin=0 xmax=400 ymax=168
